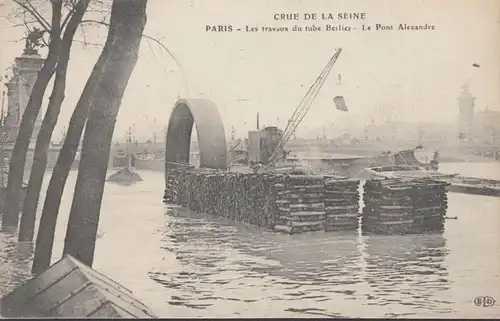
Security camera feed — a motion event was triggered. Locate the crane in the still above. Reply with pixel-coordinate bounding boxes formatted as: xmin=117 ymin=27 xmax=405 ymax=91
xmin=262 ymin=47 xmax=343 ymax=169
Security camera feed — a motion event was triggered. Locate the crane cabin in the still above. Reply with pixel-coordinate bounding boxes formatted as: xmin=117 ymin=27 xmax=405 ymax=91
xmin=247 ymin=126 xmax=284 ymax=165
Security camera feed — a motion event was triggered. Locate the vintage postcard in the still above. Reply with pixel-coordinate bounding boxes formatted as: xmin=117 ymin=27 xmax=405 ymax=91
xmin=0 ymin=0 xmax=499 ymax=318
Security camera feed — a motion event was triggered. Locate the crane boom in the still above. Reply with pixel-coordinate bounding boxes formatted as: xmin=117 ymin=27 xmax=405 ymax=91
xmin=266 ymin=48 xmax=342 ymax=165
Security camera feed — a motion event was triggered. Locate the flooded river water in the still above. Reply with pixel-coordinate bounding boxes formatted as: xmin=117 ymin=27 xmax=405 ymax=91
xmin=1 ymin=162 xmax=500 ymax=318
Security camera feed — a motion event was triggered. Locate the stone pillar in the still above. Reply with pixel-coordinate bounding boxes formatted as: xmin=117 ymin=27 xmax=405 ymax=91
xmin=4 ymin=80 xmax=19 ymax=142
xmin=4 ymin=53 xmax=45 ymax=145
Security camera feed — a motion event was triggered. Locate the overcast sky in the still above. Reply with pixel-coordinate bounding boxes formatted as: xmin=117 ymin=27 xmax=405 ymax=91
xmin=0 ymin=0 xmax=499 ymax=141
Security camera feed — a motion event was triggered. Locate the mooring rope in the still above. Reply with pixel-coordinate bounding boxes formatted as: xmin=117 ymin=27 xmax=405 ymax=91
xmin=351 ymin=157 xmax=385 ymax=179
xmin=165 ymin=160 xmax=194 ymax=168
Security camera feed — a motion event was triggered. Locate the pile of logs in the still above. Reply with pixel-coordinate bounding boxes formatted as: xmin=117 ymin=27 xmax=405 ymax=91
xmin=164 ymin=170 xmax=368 ymax=235
xmin=411 ymin=179 xmax=449 ymax=231
xmin=163 ymin=172 xmax=178 ymax=204
xmin=163 ymin=169 xmax=281 ymax=228
xmin=165 ymin=170 xmax=450 ymax=235
xmin=273 ymin=175 xmax=326 ymax=234
xmin=362 ymin=178 xmax=450 ymax=234
xmin=323 ymin=178 xmax=360 ymax=231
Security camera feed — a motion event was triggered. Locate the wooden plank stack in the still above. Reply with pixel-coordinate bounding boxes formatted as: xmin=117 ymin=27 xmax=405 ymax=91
xmin=164 ymin=169 xmax=452 ymax=236
xmin=411 ymin=178 xmax=449 ymax=232
xmin=323 ymin=178 xmax=360 ymax=231
xmin=362 ymin=177 xmax=450 ymax=234
xmin=163 ymin=171 xmax=181 ymax=204
xmin=273 ymin=175 xmax=326 ymax=234
xmin=163 ymin=170 xmax=280 ymax=229
xmin=164 ymin=170 xmax=366 ymax=234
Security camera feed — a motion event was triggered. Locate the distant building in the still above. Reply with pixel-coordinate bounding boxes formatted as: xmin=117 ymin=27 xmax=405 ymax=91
xmin=457 ymin=83 xmax=476 ymax=142
xmin=473 ymin=108 xmax=500 ymax=145
xmin=362 ymin=121 xmax=455 ymax=146
xmin=456 ymin=83 xmax=500 ymax=147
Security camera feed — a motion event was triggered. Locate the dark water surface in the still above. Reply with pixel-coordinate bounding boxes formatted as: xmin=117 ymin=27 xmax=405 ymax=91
xmin=1 ymin=163 xmax=500 ymax=318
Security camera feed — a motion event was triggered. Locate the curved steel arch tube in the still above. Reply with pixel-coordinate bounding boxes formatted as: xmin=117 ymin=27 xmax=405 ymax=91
xmin=164 ymin=99 xmax=228 ymax=184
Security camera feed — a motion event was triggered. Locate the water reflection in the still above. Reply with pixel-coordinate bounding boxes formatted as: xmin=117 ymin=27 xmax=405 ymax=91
xmin=149 ymin=207 xmax=364 ymax=316
xmin=0 ymin=230 xmax=34 ymax=298
xmin=150 ymin=207 xmax=458 ymax=317
xmin=362 ymin=232 xmax=451 ymax=317
xmin=149 ymin=207 xmax=280 ymax=310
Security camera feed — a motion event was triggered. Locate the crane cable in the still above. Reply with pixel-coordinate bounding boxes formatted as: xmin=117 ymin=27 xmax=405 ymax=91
xmin=271 ymin=48 xmax=341 ymax=161
xmin=262 ymin=48 xmax=342 ymax=170
xmin=278 ymin=48 xmax=341 ymax=148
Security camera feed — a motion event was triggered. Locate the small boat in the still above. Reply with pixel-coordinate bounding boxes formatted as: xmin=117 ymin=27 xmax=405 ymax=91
xmin=106 ymin=167 xmax=143 ymax=186
xmin=136 ymin=154 xmax=155 ymax=161
xmin=393 ymin=146 xmax=440 ymax=171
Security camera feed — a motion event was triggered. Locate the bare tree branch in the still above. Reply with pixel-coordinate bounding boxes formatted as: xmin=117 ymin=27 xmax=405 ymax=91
xmin=10 ymin=20 xmax=39 ymax=27
xmin=13 ymin=0 xmax=52 ymax=32
xmin=79 ymin=19 xmax=185 ymax=76
xmin=7 ymin=0 xmax=111 ymax=56
xmin=61 ymin=7 xmax=76 ymax=31
xmin=60 ymin=0 xmax=88 ymax=32
xmin=79 ymin=22 xmax=89 ymax=47
xmin=49 ymin=0 xmax=63 ymax=49
xmin=61 ymin=0 xmax=90 ymax=45
xmin=27 ymin=0 xmax=52 ymax=29
xmin=72 ymin=39 xmax=103 ymax=47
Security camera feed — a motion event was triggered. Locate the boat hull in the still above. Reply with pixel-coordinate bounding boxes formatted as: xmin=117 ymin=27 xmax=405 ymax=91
xmin=448 ymin=184 xmax=500 ymax=197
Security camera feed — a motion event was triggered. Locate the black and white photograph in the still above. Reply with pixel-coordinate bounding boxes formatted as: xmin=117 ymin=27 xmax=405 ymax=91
xmin=0 ymin=0 xmax=499 ymax=318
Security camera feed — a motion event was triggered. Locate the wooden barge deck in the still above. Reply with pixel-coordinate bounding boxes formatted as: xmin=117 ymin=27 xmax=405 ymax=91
xmin=447 ymin=176 xmax=500 ymax=197
xmin=356 ymin=165 xmax=500 ymax=198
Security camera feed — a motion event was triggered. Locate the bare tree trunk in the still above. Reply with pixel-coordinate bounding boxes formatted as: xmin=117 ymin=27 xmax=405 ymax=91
xmin=63 ymin=0 xmax=148 ymax=267
xmin=1 ymin=2 xmax=62 ymax=229
xmin=31 ymin=39 xmax=109 ymax=275
xmin=19 ymin=0 xmax=90 ymax=242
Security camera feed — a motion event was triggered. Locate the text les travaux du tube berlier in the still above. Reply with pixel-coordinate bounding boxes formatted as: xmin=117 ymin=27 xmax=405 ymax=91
xmin=205 ymin=12 xmax=435 ymax=33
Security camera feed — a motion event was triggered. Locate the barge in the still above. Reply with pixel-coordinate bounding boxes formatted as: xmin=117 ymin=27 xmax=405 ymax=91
xmin=355 ymin=165 xmax=500 ymax=198
xmin=447 ymin=176 xmax=500 ymax=197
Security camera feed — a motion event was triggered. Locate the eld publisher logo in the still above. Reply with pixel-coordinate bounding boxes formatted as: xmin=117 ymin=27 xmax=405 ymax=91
xmin=474 ymin=296 xmax=496 ymax=307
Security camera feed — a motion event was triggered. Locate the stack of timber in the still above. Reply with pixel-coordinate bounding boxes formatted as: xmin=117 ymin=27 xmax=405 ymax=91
xmin=274 ymin=175 xmax=325 ymax=234
xmin=362 ymin=178 xmax=450 ymax=234
xmin=163 ymin=172 xmax=179 ymax=203
xmin=163 ymin=169 xmax=280 ymax=229
xmin=163 ymin=170 xmax=366 ymax=235
xmin=323 ymin=178 xmax=360 ymax=231
xmin=411 ymin=179 xmax=449 ymax=230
